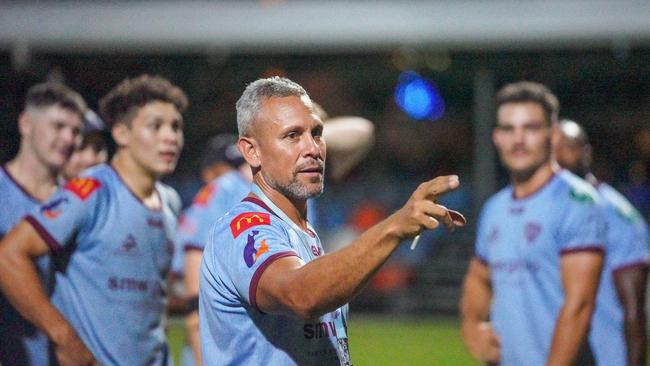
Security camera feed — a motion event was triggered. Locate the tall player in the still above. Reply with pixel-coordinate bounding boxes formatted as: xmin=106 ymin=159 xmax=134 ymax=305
xmin=460 ymin=82 xmax=607 ymax=365
xmin=554 ymin=119 xmax=649 ymax=366
xmin=0 ymin=75 xmax=187 ymax=365
xmin=0 ymin=82 xmax=86 ymax=366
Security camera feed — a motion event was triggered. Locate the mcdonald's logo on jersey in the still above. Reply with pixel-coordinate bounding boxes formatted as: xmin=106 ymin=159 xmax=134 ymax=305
xmin=230 ymin=212 xmax=271 ymax=238
xmin=65 ymin=178 xmax=101 ymax=201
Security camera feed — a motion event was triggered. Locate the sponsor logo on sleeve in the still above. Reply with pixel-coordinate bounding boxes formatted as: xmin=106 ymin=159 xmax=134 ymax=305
xmin=243 ymin=230 xmax=269 ymax=267
xmin=230 ymin=212 xmax=270 ymax=238
xmin=193 ymin=184 xmax=215 ymax=207
xmin=569 ymin=187 xmax=595 ymax=204
xmin=40 ymin=197 xmax=68 ymax=219
xmin=64 ymin=178 xmax=101 ymax=201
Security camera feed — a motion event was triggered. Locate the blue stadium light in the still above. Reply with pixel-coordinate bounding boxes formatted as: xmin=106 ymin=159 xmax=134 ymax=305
xmin=394 ymin=71 xmax=445 ymax=121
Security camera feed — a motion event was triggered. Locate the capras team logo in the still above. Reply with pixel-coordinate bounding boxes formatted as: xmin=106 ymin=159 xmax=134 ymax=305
xmin=64 ymin=178 xmax=101 ymax=200
xmin=230 ymin=212 xmax=270 ymax=238
xmin=525 ymin=222 xmax=542 ymax=244
xmin=40 ymin=197 xmax=68 ymax=219
xmin=487 ymin=227 xmax=499 ymax=246
xmin=243 ymin=230 xmax=269 ymax=268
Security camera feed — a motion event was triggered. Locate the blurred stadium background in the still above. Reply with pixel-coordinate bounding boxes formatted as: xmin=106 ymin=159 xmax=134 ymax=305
xmin=2 ymin=1 xmax=650 ymax=364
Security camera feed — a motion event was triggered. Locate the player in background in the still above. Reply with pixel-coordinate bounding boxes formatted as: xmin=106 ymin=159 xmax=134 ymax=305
xmin=460 ymin=81 xmax=607 ymax=365
xmin=0 ymin=82 xmax=85 ymax=366
xmin=199 ymin=76 xmax=465 ymax=365
xmin=554 ymin=119 xmax=650 ymax=366
xmin=0 ymin=75 xmax=187 ymax=366
xmin=62 ymin=110 xmax=109 ymax=180
xmin=176 ymin=133 xmax=252 ymax=366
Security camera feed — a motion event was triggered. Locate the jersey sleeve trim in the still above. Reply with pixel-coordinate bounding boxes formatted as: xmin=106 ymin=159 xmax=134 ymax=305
xmin=183 ymin=243 xmax=205 ymax=252
xmin=24 ymin=215 xmax=64 ymax=254
xmin=612 ymin=260 xmax=650 ymax=275
xmin=249 ymin=251 xmax=299 ymax=310
xmin=559 ymin=245 xmax=604 ymax=256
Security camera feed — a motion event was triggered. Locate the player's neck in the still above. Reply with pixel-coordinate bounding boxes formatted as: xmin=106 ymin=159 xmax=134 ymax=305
xmin=253 ymin=176 xmax=309 ymax=230
xmin=6 ymin=149 xmax=59 ymax=201
xmin=511 ymin=161 xmax=557 ymax=199
xmin=111 ymin=151 xmax=159 ymax=207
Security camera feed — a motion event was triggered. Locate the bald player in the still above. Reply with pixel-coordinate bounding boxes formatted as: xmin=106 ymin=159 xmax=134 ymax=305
xmin=554 ymin=119 xmax=650 ymax=366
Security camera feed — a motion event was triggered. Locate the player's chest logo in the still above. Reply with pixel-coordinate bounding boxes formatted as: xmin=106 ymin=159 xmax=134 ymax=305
xmin=311 ymin=244 xmax=322 ymax=257
xmin=113 ymin=234 xmax=142 ymax=257
xmin=524 ymin=222 xmax=542 ymax=245
xmin=487 ymin=227 xmax=499 ymax=246
xmin=41 ymin=197 xmax=69 ymax=219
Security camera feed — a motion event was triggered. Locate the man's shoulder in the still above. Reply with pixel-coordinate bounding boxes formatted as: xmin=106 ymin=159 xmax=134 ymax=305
xmin=481 ymin=186 xmax=512 ymax=214
xmin=554 ymin=170 xmax=601 ymax=206
xmin=225 ymin=201 xmax=282 ymax=235
xmin=155 ymin=181 xmax=182 ymax=216
xmin=63 ymin=169 xmax=107 ymax=202
xmin=598 ymin=183 xmax=647 ymax=227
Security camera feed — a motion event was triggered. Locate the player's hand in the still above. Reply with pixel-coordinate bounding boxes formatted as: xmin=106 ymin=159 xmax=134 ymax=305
xmin=389 ymin=175 xmax=466 ymax=239
xmin=53 ymin=326 xmax=98 ymax=366
xmin=462 ymin=321 xmax=501 ymax=364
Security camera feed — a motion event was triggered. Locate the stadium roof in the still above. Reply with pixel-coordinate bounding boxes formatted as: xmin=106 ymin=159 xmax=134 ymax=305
xmin=1 ymin=1 xmax=649 ymax=53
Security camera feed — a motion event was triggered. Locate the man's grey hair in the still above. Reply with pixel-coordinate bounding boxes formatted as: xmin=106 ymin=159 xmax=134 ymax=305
xmin=236 ymin=76 xmax=310 ymax=137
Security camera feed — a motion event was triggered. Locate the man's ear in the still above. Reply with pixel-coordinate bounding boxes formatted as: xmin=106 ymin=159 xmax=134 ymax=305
xmin=550 ymin=123 xmax=561 ymax=148
xmin=111 ymin=123 xmax=129 ymax=147
xmin=238 ymin=137 xmax=260 ymax=168
xmin=18 ymin=111 xmax=33 ymax=138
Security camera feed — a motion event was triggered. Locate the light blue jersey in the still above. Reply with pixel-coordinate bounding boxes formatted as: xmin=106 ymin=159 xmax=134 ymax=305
xmin=172 ymin=170 xmax=250 ymax=275
xmin=200 ymin=184 xmax=351 ymax=366
xmin=25 ymin=164 xmax=180 ymax=366
xmin=475 ymin=170 xmax=607 ymax=366
xmin=0 ymin=166 xmax=52 ymax=366
xmin=589 ymin=182 xmax=650 ymax=366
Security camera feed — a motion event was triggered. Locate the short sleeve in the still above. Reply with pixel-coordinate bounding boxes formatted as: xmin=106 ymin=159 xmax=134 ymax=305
xmin=607 ymin=212 xmax=650 ymax=271
xmin=25 ymin=177 xmax=102 ymax=254
xmin=557 ymin=197 xmax=607 ymax=255
xmin=218 ymin=213 xmax=298 ymax=309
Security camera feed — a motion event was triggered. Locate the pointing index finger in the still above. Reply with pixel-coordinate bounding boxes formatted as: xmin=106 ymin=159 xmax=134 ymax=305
xmin=424 ymin=175 xmax=459 ymax=201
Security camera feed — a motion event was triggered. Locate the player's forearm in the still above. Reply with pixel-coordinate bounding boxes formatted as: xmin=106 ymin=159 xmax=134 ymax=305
xmin=460 ymin=276 xmax=491 ymax=331
xmin=0 ymin=245 xmax=73 ymax=344
xmin=283 ymin=215 xmax=403 ymax=319
xmin=185 ymin=311 xmax=202 ymax=366
xmin=460 ymin=260 xmax=492 ymax=341
xmin=615 ymin=265 xmax=648 ymax=366
xmin=546 ymin=301 xmax=594 ymax=366
xmin=623 ymin=307 xmax=647 ymax=366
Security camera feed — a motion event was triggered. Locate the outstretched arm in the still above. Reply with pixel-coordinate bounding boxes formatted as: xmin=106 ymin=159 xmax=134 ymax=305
xmin=546 ymin=251 xmax=603 ymax=366
xmin=0 ymin=220 xmax=97 ymax=366
xmin=256 ymin=175 xmax=465 ymax=319
xmin=460 ymin=258 xmax=501 ymax=364
xmin=614 ymin=264 xmax=648 ymax=366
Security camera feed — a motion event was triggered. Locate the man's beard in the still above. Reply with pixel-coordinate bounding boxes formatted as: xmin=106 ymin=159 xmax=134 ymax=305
xmin=263 ymin=164 xmax=325 ymax=200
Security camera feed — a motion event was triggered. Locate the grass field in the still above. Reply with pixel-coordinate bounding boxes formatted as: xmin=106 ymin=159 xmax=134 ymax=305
xmin=169 ymin=315 xmax=480 ymax=365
